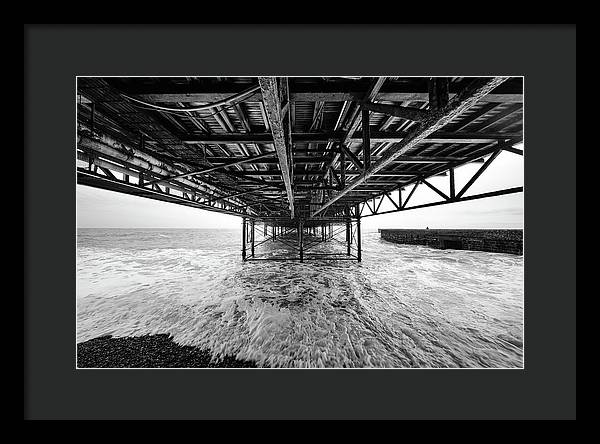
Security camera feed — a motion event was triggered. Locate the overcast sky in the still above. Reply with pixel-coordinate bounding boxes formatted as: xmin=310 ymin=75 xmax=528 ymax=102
xmin=77 ymin=147 xmax=523 ymax=230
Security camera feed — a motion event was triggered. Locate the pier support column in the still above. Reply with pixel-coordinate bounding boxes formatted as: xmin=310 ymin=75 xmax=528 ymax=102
xmin=299 ymin=220 xmax=304 ymax=262
xmin=242 ymin=217 xmax=247 ymax=261
xmin=251 ymin=220 xmax=255 ymax=258
xmin=346 ymin=219 xmax=351 ymax=256
xmin=344 ymin=207 xmax=351 ymax=256
xmin=355 ymin=205 xmax=362 ymax=262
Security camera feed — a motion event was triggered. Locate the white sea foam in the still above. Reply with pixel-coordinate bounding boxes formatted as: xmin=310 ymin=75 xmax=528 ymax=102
xmin=76 ymin=228 xmax=524 ymax=368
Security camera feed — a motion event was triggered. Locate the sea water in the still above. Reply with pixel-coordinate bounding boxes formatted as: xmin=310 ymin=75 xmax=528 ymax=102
xmin=76 ymin=228 xmax=524 ymax=368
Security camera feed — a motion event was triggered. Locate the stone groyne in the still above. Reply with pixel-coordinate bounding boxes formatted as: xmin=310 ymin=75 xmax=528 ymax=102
xmin=379 ymin=229 xmax=523 ymax=255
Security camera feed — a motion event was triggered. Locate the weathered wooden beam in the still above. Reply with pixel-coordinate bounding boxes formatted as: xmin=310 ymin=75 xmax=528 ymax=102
xmin=310 ymin=77 xmax=509 ymax=217
xmin=361 ymin=102 xmax=429 ymax=121
xmin=258 ymin=77 xmax=295 ymax=218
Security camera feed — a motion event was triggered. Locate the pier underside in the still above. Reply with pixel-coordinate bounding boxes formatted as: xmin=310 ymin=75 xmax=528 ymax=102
xmin=242 ymin=218 xmax=362 ymax=262
xmin=77 ymin=76 xmax=523 ymax=261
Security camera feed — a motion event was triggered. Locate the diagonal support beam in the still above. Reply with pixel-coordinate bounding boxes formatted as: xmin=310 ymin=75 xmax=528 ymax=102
xmin=339 ymin=143 xmax=364 ymax=170
xmin=384 ymin=192 xmax=400 ymax=210
xmin=258 ymin=77 xmax=295 ymax=218
xmin=310 ymin=77 xmax=509 ymax=217
xmin=402 ymin=182 xmax=419 ymax=209
xmin=374 ymin=195 xmax=385 ymax=214
xmin=421 ymin=178 xmax=450 ymax=201
xmin=456 ymin=148 xmax=502 ymax=199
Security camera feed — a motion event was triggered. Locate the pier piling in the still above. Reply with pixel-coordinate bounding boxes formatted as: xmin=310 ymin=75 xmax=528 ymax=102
xmin=242 ymin=218 xmax=247 ymax=261
xmin=356 ymin=205 xmax=362 ymax=262
xmin=299 ymin=220 xmax=304 ymax=262
xmin=251 ymin=220 xmax=255 ymax=258
xmin=346 ymin=220 xmax=351 ymax=256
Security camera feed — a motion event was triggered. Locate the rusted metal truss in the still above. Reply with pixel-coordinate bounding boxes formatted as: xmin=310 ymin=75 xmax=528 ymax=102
xmin=310 ymin=77 xmax=511 ymax=217
xmin=77 ymin=134 xmax=283 ymax=219
xmin=77 ymin=76 xmax=524 ymax=261
xmin=348 ymin=140 xmax=523 ymax=218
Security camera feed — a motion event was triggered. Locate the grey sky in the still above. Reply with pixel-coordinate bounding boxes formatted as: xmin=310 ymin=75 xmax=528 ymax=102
xmin=77 ymin=148 xmax=523 ymax=230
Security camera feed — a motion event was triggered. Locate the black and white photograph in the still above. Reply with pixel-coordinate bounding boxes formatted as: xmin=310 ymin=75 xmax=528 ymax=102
xmin=25 ymin=24 xmax=577 ymax=420
xmin=75 ymin=76 xmax=525 ymax=369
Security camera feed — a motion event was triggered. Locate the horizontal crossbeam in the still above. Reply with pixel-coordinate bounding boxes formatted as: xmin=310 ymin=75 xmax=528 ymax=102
xmin=121 ymin=80 xmax=522 ymax=104
xmin=182 ymin=131 xmax=521 ymax=145
xmin=361 ymin=186 xmax=523 ymax=217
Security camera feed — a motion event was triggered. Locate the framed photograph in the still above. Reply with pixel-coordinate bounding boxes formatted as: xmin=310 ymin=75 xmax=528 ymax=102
xmin=25 ymin=24 xmax=576 ymax=420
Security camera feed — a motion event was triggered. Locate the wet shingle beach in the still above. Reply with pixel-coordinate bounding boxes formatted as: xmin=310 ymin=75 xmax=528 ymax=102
xmin=77 ymin=334 xmax=257 ymax=368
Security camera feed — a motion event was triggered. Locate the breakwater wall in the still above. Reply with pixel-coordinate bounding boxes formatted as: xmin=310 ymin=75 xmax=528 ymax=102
xmin=379 ymin=229 xmax=523 ymax=255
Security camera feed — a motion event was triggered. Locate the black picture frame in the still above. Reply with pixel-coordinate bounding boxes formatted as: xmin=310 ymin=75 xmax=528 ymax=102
xmin=24 ymin=24 xmax=576 ymax=420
